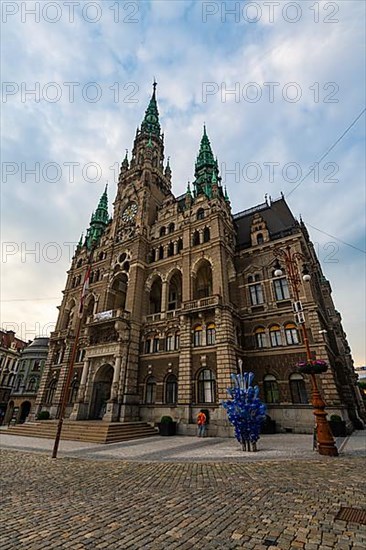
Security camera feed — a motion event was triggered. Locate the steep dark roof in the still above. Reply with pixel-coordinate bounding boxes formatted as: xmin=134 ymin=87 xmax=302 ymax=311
xmin=234 ymin=198 xmax=298 ymax=248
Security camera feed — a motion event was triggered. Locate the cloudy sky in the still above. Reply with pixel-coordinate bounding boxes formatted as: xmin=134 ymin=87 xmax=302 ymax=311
xmin=1 ymin=0 xmax=365 ymax=365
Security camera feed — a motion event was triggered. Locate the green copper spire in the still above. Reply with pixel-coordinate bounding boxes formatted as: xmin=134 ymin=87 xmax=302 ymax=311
xmin=147 ymin=133 xmax=153 ymax=148
xmin=196 ymin=125 xmax=215 ymax=169
xmin=77 ymin=232 xmax=83 ymax=248
xmin=194 ymin=125 xmax=218 ymax=198
xmin=141 ymin=80 xmax=161 ymax=137
xmin=85 ymin=185 xmax=109 ymax=250
xmin=95 ymin=184 xmax=109 ymax=221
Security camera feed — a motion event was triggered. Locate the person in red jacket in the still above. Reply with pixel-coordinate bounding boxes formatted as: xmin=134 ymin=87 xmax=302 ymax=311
xmin=197 ymin=410 xmax=207 ymax=437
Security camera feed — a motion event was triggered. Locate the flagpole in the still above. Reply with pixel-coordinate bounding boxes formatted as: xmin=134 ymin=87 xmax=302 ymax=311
xmin=51 ymin=250 xmax=93 ymax=459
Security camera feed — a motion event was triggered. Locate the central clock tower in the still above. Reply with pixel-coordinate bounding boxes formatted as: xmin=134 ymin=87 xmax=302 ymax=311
xmin=111 ymin=81 xmax=172 ymax=241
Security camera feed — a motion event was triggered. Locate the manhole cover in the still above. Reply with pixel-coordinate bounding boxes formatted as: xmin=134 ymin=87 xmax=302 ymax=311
xmin=335 ymin=507 xmax=366 ymax=525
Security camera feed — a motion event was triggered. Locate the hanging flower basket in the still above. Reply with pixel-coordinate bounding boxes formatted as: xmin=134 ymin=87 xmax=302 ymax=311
xmin=296 ymin=360 xmax=328 ymax=375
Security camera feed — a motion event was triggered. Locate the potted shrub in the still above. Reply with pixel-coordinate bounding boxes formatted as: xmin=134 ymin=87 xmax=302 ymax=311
xmin=261 ymin=414 xmax=276 ymax=434
xmin=37 ymin=411 xmax=50 ymax=421
xmin=329 ymin=414 xmax=347 ymax=437
xmin=158 ymin=415 xmax=177 ymax=436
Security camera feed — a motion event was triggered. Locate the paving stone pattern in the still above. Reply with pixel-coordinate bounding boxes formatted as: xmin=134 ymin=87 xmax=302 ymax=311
xmin=0 ymin=450 xmax=365 ymax=549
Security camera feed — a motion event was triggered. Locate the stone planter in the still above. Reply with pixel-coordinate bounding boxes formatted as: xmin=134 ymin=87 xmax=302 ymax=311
xmin=329 ymin=420 xmax=347 ymax=437
xmin=297 ymin=362 xmax=328 ymax=375
xmin=158 ymin=422 xmax=177 ymax=436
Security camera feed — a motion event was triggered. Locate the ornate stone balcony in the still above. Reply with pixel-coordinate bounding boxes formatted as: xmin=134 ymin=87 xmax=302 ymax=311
xmin=182 ymin=295 xmax=221 ymax=312
xmin=144 ymin=309 xmax=182 ymax=324
xmin=88 ymin=309 xmax=130 ymax=325
xmin=87 ymin=309 xmax=130 ymax=346
xmin=145 ymin=312 xmax=162 ymax=323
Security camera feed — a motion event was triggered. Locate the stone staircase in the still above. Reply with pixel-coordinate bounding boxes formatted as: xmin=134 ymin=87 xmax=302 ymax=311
xmin=4 ymin=420 xmax=158 ymax=444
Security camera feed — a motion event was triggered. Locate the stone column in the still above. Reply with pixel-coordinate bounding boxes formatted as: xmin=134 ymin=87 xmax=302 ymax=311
xmin=78 ymin=359 xmax=90 ymax=401
xmin=177 ymin=315 xmax=192 ymax=430
xmin=103 ymin=358 xmax=122 ymax=422
xmin=69 ymin=359 xmax=90 ymax=420
xmin=161 ymin=280 xmax=168 ymax=315
xmin=110 ymin=356 xmax=122 ymax=400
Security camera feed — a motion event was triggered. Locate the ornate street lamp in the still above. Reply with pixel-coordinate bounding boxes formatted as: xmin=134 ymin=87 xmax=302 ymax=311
xmin=274 ymin=245 xmax=338 ymax=457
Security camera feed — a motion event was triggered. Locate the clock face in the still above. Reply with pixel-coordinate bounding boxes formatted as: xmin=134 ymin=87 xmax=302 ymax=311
xmin=122 ymin=202 xmax=138 ymax=223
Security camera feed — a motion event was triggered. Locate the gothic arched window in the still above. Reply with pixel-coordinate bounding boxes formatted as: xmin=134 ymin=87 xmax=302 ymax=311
xmin=206 ymin=323 xmax=216 ymax=345
xmin=203 ymin=227 xmax=210 ymax=243
xmin=193 ymin=325 xmax=203 ymax=347
xmin=285 ymin=323 xmax=300 ymax=345
xmin=269 ymin=325 xmax=282 ymax=347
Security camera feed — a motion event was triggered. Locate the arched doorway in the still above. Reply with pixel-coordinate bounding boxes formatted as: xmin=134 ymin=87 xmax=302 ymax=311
xmin=18 ymin=401 xmax=31 ymax=424
xmin=90 ymin=365 xmax=114 ymax=420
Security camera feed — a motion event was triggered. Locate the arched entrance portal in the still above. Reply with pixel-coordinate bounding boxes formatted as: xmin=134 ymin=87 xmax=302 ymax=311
xmin=90 ymin=365 xmax=114 ymax=420
xmin=18 ymin=401 xmax=31 ymax=424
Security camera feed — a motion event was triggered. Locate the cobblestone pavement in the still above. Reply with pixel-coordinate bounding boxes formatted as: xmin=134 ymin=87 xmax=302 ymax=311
xmin=1 ymin=447 xmax=365 ymax=550
xmin=0 ymin=431 xmax=353 ymax=462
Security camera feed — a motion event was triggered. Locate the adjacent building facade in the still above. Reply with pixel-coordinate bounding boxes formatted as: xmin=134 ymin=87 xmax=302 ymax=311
xmin=33 ymin=84 xmax=365 ymax=435
xmin=4 ymin=337 xmax=49 ymax=425
xmin=0 ymin=330 xmax=28 ymax=424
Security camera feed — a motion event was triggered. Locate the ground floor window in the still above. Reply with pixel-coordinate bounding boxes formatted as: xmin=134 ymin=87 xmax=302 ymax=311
xmin=146 ymin=376 xmax=156 ymax=404
xmin=263 ymin=374 xmax=280 ymax=403
xmin=165 ymin=374 xmax=178 ymax=404
xmin=197 ymin=369 xmax=216 ymax=403
xmin=290 ymin=373 xmax=308 ymax=404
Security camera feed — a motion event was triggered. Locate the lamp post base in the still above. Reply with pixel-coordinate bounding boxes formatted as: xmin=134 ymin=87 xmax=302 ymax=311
xmin=311 ymin=374 xmax=338 ymax=457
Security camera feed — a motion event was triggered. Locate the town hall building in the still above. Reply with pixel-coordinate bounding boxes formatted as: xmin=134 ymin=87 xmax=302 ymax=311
xmin=33 ymin=84 xmax=365 ymax=435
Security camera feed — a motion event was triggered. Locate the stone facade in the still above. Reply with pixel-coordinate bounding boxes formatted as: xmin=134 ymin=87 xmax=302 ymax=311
xmin=33 ymin=85 xmax=365 ymax=435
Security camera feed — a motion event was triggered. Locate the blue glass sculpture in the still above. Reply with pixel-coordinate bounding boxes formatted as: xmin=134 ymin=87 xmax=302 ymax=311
xmin=222 ymin=371 xmax=266 ymax=451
